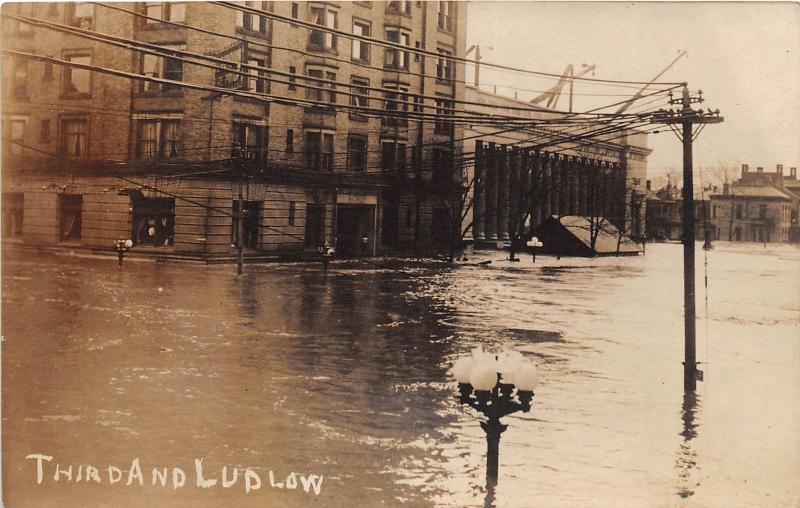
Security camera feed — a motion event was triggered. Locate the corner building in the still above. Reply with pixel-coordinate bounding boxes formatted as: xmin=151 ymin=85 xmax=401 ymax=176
xmin=1 ymin=1 xmax=466 ymax=258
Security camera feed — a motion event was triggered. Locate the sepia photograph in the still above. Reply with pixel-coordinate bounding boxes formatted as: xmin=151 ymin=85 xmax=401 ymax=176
xmin=1 ymin=1 xmax=798 ymax=507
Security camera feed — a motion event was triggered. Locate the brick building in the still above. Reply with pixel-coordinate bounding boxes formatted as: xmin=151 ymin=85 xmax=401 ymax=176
xmin=710 ymin=164 xmax=799 ymax=243
xmin=1 ymin=1 xmax=466 ymax=259
xmin=645 ymin=180 xmax=712 ymax=242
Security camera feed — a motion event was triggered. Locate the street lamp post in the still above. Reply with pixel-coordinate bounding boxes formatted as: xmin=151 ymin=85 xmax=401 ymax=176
xmin=114 ymin=239 xmax=133 ymax=267
xmin=453 ymin=349 xmax=540 ymax=485
xmin=526 ymin=237 xmax=544 ymax=263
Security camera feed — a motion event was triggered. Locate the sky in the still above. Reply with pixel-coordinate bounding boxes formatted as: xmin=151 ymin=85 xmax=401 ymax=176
xmin=465 ymin=1 xmax=800 ymax=182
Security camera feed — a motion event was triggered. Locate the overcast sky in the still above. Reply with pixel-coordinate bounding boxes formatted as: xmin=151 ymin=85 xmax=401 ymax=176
xmin=465 ymin=1 xmax=800 ymax=181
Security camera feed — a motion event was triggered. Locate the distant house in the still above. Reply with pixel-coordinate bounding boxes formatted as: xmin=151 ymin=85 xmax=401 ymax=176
xmin=645 ymin=180 xmax=712 ymax=242
xmin=709 ymin=165 xmax=799 ymax=243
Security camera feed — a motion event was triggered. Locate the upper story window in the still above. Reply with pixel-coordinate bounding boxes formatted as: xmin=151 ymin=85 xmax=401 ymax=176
xmin=434 ymin=98 xmax=454 ymax=135
xmin=244 ymin=54 xmax=267 ymax=94
xmin=351 ymin=19 xmax=370 ymax=63
xmin=12 ymin=58 xmax=29 ymax=97
xmin=62 ymin=53 xmax=92 ymax=98
xmin=383 ymin=84 xmax=409 ymax=128
xmin=309 ymin=5 xmax=338 ymax=51
xmin=386 ymin=1 xmax=411 ymax=16
xmin=13 ymin=3 xmax=34 ymax=34
xmin=305 ymin=131 xmax=334 ymax=171
xmin=348 ymin=135 xmax=367 ymax=172
xmin=144 ymin=2 xmax=186 ymax=24
xmin=233 ymin=119 xmax=268 ymax=163
xmin=67 ymin=2 xmax=94 ymax=29
xmin=436 ymin=48 xmax=453 ymax=82
xmin=59 ymin=117 xmax=89 ymax=157
xmin=385 ymin=29 xmax=410 ymax=70
xmin=735 ymin=204 xmax=743 ymax=220
xmin=350 ymin=76 xmax=370 ymax=108
xmin=437 ymin=1 xmax=453 ymax=31
xmin=235 ymin=1 xmax=269 ymax=35
xmin=140 ymin=46 xmax=183 ymax=94
xmin=381 ymin=141 xmax=406 ymax=172
xmin=306 ymin=68 xmax=336 ymax=105
xmin=759 ymin=204 xmax=767 ymax=220
xmin=136 ymin=117 xmax=181 ymax=160
xmin=6 ymin=118 xmax=27 ymax=155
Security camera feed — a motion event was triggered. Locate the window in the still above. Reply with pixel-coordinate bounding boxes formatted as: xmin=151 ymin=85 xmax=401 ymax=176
xmin=289 ymin=201 xmax=296 ymax=225
xmin=348 ymin=135 xmax=367 ymax=171
xmin=67 ymin=2 xmax=94 ymax=29
xmin=58 ymin=194 xmax=82 ymax=242
xmin=305 ymin=204 xmax=325 ymax=248
xmin=433 ymin=147 xmax=452 ymax=184
xmin=291 ymin=3 xmax=298 ymax=19
xmin=145 ymin=2 xmax=185 ymax=23
xmin=59 ymin=117 xmax=88 ymax=156
xmin=382 ymin=84 xmax=409 ymax=128
xmin=387 ymin=1 xmax=411 ymax=15
xmin=14 ymin=3 xmax=34 ymax=33
xmin=381 ymin=141 xmax=406 ymax=172
xmin=305 ymin=131 xmax=334 ymax=171
xmin=350 ymin=76 xmax=370 ymax=110
xmin=231 ymin=201 xmax=260 ymax=249
xmin=140 ymin=46 xmax=183 ymax=93
xmin=436 ymin=48 xmax=453 ymax=82
xmin=286 ymin=129 xmax=294 ymax=153
xmin=288 ymin=65 xmax=297 ymax=90
xmin=435 ymin=98 xmax=454 ymax=135
xmin=132 ymin=197 xmax=174 ymax=246
xmin=44 ymin=60 xmax=54 ymax=80
xmin=385 ymin=29 xmax=410 ymax=70
xmin=309 ymin=5 xmax=337 ymax=51
xmin=40 ymin=119 xmax=51 ymax=143
xmin=233 ymin=120 xmax=267 ymax=163
xmin=136 ymin=118 xmax=181 ymax=159
xmin=352 ymin=20 xmax=370 ymax=62
xmin=13 ymin=58 xmax=29 ymax=97
xmin=235 ymin=1 xmax=269 ymax=35
xmin=759 ymin=204 xmax=767 ymax=220
xmin=306 ymin=69 xmax=336 ymax=104
xmin=8 ymin=119 xmax=26 ymax=155
xmin=62 ymin=53 xmax=91 ymax=97
xmin=437 ymin=1 xmax=453 ymax=31
xmin=1 ymin=193 xmax=24 ymax=238
xmin=244 ymin=55 xmax=267 ymax=93
xmin=712 ymin=204 xmax=717 ymax=219
xmin=735 ymin=204 xmax=743 ymax=220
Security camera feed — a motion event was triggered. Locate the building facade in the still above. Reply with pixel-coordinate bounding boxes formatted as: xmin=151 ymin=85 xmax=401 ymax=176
xmin=709 ymin=164 xmax=799 ymax=243
xmin=645 ymin=180 xmax=711 ymax=242
xmin=1 ymin=1 xmax=467 ymax=258
xmin=461 ymin=86 xmax=651 ymax=249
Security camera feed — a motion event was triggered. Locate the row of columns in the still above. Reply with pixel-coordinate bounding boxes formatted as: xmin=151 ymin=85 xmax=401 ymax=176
xmin=472 ymin=140 xmax=625 ymax=242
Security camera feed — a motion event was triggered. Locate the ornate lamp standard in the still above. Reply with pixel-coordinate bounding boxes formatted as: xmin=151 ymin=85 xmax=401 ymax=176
xmin=526 ymin=237 xmax=544 ymax=263
xmin=114 ymin=239 xmax=133 ymax=267
xmin=452 ymin=349 xmax=540 ymax=485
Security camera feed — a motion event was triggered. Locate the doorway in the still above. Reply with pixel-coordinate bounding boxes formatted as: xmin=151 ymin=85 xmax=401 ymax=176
xmin=336 ymin=205 xmax=375 ymax=257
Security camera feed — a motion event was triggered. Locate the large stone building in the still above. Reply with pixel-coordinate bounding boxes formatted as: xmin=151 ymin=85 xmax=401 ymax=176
xmin=1 ymin=1 xmax=466 ymax=259
xmin=709 ymin=164 xmax=799 ymax=243
xmin=460 ymin=85 xmax=651 ymax=249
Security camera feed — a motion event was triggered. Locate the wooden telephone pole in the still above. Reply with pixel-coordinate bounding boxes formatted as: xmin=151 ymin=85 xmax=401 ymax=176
xmin=653 ymin=85 xmax=723 ymax=391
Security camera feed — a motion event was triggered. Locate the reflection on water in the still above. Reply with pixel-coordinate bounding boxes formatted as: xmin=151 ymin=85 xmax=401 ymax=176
xmin=676 ymin=391 xmax=701 ymax=499
xmin=2 ymin=243 xmax=799 ymax=508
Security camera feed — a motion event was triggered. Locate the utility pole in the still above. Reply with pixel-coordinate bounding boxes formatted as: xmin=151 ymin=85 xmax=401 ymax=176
xmin=653 ymin=85 xmax=723 ymax=391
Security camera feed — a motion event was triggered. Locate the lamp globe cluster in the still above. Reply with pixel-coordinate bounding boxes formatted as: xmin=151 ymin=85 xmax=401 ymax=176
xmin=452 ymin=347 xmax=540 ymax=393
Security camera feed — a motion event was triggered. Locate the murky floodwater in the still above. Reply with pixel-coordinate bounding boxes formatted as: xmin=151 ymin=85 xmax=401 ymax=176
xmin=2 ymin=243 xmax=799 ymax=507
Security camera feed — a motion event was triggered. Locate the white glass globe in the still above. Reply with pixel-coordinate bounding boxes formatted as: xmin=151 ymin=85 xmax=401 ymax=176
xmin=124 ymin=239 xmax=133 ymax=248
xmin=513 ymin=363 xmax=540 ymax=391
xmin=470 ymin=363 xmax=498 ymax=391
xmin=452 ymin=356 xmax=476 ymax=384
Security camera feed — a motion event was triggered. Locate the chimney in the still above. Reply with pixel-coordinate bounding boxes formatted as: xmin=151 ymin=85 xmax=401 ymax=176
xmin=723 ymin=183 xmax=730 ymax=195
xmin=777 ymin=164 xmax=784 ymax=174
xmin=757 ymin=166 xmax=763 ymax=173
xmin=791 ymin=167 xmax=797 ymax=178
xmin=646 ymin=179 xmax=651 ymax=191
xmin=742 ymin=163 xmax=749 ymax=174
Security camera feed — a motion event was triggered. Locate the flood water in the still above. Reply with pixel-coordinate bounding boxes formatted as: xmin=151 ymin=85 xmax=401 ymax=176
xmin=2 ymin=243 xmax=799 ymax=507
